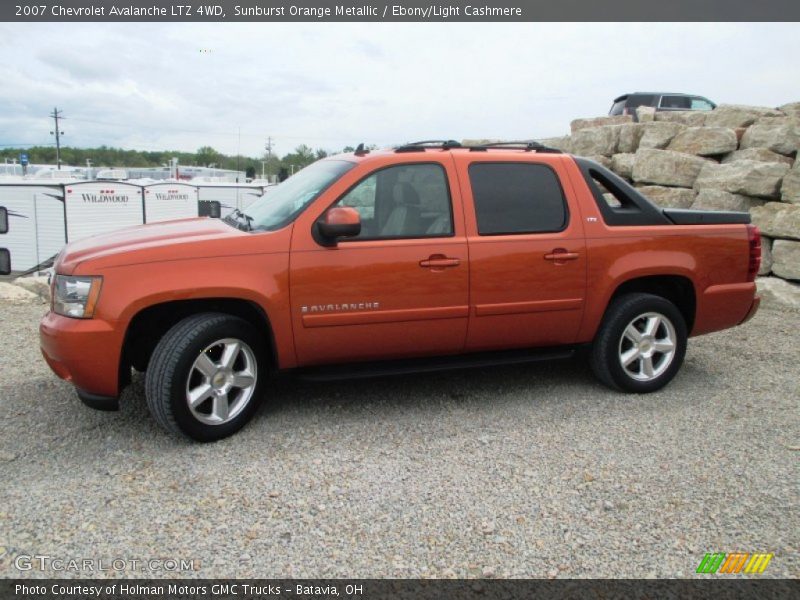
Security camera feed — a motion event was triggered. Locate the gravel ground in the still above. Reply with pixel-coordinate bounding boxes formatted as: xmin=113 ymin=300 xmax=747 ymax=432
xmin=0 ymin=299 xmax=798 ymax=579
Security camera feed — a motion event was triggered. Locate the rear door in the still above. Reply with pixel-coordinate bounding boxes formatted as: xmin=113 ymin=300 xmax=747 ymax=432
xmin=456 ymin=155 xmax=587 ymax=352
xmin=289 ymin=157 xmax=469 ymax=366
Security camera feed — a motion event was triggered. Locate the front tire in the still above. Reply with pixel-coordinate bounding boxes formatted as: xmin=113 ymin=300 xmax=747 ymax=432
xmin=145 ymin=313 xmax=266 ymax=441
xmin=590 ymin=293 xmax=687 ymax=393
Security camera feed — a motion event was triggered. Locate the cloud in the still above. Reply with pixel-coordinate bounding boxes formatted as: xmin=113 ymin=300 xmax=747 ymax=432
xmin=37 ymin=47 xmax=123 ymax=83
xmin=0 ymin=22 xmax=798 ymax=158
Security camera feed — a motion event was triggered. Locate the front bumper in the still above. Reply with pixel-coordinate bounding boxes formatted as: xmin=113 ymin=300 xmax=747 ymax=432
xmin=76 ymin=388 xmax=119 ymax=411
xmin=40 ymin=311 xmax=123 ymax=401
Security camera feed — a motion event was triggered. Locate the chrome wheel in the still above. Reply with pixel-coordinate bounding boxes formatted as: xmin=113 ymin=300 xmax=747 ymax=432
xmin=185 ymin=338 xmax=257 ymax=425
xmin=618 ymin=312 xmax=677 ymax=382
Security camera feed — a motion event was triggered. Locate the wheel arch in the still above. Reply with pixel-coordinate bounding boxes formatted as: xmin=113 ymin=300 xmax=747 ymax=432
xmin=606 ymin=274 xmax=697 ymax=334
xmin=120 ymin=297 xmax=279 ymax=382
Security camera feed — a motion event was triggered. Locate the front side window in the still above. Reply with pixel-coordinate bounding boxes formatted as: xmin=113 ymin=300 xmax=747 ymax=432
xmin=0 ymin=207 xmax=8 ymax=234
xmin=690 ymin=97 xmax=715 ymax=110
xmin=333 ymin=163 xmax=453 ymax=239
xmin=235 ymin=159 xmax=355 ymax=232
xmin=469 ymin=163 xmax=567 ymax=235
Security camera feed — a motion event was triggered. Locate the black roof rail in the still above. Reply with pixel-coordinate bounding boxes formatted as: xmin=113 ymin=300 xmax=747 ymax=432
xmin=354 ymin=143 xmax=370 ymax=156
xmin=468 ymin=141 xmax=562 ymax=153
xmin=395 ymin=139 xmax=462 ymax=153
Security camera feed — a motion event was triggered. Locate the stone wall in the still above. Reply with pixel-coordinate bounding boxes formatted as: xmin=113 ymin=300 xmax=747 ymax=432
xmin=535 ymin=102 xmax=800 ymax=303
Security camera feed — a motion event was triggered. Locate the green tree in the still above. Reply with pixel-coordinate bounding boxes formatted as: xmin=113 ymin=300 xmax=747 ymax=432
xmin=195 ymin=146 xmax=222 ymax=167
xmin=280 ymin=144 xmax=316 ymax=174
xmin=0 ymin=142 xmax=346 ymax=175
xmin=260 ymin=154 xmax=282 ymax=180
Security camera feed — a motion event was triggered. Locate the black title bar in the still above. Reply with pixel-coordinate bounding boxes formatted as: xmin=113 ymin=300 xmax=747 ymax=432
xmin=3 ymin=579 xmax=800 ymax=600
xmin=4 ymin=0 xmax=800 ymax=22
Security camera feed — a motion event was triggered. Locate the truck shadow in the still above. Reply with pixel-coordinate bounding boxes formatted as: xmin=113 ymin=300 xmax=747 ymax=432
xmin=1 ymin=355 xmax=717 ymax=452
xmin=252 ymin=353 xmax=717 ymax=425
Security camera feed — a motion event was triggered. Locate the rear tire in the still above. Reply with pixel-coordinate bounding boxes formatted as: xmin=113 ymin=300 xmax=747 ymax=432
xmin=145 ymin=313 xmax=266 ymax=441
xmin=590 ymin=293 xmax=687 ymax=393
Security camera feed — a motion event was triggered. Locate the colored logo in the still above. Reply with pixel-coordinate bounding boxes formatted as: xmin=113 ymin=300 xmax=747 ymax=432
xmin=696 ymin=552 xmax=773 ymax=574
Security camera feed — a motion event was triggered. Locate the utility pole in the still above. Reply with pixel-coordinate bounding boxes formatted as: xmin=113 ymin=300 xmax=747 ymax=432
xmin=233 ymin=126 xmax=242 ymax=183
xmin=264 ymin=137 xmax=275 ymax=182
xmin=50 ymin=107 xmax=65 ymax=170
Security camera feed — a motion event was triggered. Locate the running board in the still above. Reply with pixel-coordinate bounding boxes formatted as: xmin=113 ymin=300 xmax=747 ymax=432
xmin=293 ymin=346 xmax=576 ymax=382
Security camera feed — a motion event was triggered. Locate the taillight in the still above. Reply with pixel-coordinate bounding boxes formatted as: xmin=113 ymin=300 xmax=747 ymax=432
xmin=747 ymin=224 xmax=761 ymax=282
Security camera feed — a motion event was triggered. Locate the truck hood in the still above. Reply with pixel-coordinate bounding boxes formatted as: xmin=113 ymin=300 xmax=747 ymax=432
xmin=57 ymin=218 xmax=267 ymax=274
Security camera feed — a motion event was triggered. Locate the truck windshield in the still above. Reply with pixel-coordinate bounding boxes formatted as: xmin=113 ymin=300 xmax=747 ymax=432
xmin=236 ymin=159 xmax=356 ymax=232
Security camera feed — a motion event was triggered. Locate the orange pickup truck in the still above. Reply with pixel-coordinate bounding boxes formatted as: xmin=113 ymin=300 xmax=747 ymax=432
xmin=40 ymin=141 xmax=761 ymax=441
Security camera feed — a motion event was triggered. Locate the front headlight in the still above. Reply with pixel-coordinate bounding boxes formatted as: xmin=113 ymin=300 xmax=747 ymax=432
xmin=53 ymin=275 xmax=103 ymax=319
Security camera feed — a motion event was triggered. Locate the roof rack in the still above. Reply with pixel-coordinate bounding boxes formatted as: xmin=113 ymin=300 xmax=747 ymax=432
xmin=468 ymin=141 xmax=562 ymax=153
xmin=395 ymin=140 xmax=462 ymax=153
xmin=392 ymin=139 xmax=563 ymax=154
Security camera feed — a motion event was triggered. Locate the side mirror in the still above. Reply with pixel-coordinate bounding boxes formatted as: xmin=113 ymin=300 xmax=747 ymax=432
xmin=0 ymin=248 xmax=10 ymax=276
xmin=317 ymin=207 xmax=361 ymax=244
xmin=0 ymin=207 xmax=7 ymax=234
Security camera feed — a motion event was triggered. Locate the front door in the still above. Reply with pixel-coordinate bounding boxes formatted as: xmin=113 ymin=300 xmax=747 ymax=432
xmin=289 ymin=160 xmax=469 ymax=366
xmin=456 ymin=156 xmax=587 ymax=352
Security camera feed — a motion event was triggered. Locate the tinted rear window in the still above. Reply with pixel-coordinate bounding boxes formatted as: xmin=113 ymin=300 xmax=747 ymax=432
xmin=610 ymin=99 xmax=627 ymax=115
xmin=469 ymin=163 xmax=567 ymax=235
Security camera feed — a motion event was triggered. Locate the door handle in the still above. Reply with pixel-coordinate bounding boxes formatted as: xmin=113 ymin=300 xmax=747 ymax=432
xmin=544 ymin=248 xmax=580 ymax=262
xmin=420 ymin=255 xmax=461 ymax=269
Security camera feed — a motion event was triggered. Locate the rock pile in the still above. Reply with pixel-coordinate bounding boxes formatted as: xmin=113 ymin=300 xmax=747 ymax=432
xmin=538 ymin=101 xmax=800 ymax=304
xmin=0 ymin=275 xmax=49 ymax=304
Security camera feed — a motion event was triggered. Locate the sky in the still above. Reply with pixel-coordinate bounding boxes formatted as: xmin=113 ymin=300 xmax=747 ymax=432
xmin=0 ymin=22 xmax=799 ymax=159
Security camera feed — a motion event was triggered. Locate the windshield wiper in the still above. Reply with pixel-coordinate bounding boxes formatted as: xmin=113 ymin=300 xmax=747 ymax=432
xmin=226 ymin=208 xmax=253 ymax=231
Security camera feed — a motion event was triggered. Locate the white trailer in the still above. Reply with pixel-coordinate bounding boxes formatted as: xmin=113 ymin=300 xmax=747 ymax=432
xmin=195 ymin=183 xmax=266 ymax=218
xmin=0 ymin=179 xmax=276 ymax=276
xmin=0 ymin=183 xmax=66 ymax=274
xmin=143 ymin=182 xmax=199 ymax=223
xmin=63 ymin=181 xmax=144 ymax=243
